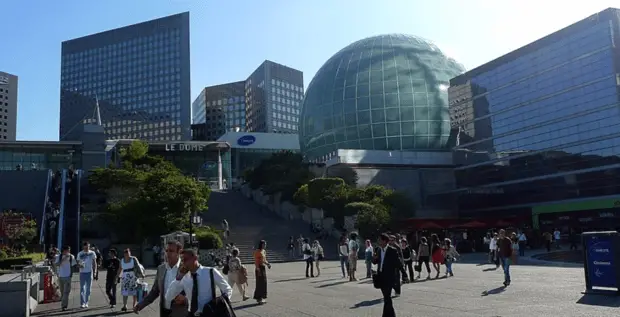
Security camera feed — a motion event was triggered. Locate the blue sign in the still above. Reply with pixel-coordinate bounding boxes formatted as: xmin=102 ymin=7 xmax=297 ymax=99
xmin=202 ymin=162 xmax=216 ymax=169
xmin=586 ymin=235 xmax=616 ymax=288
xmin=237 ymin=135 xmax=256 ymax=146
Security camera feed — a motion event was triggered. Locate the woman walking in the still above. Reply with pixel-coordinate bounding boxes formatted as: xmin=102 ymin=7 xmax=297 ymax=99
xmin=338 ymin=236 xmax=349 ymax=278
xmin=119 ymin=249 xmax=140 ymax=312
xmin=222 ymin=220 xmax=230 ymax=240
xmin=364 ymin=239 xmax=373 ymax=278
xmin=228 ymin=249 xmax=249 ymax=301
xmin=511 ymin=233 xmax=519 ymax=264
xmin=443 ymin=238 xmax=460 ymax=277
xmin=253 ymin=240 xmax=271 ymax=305
xmin=401 ymin=239 xmax=415 ymax=283
xmin=430 ymin=234 xmax=444 ymax=278
xmin=416 ymin=237 xmax=431 ymax=279
xmin=312 ymin=240 xmax=324 ymax=277
xmin=302 ymin=238 xmax=314 ymax=278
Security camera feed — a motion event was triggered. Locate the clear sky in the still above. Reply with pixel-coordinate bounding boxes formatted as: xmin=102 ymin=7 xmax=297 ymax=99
xmin=1 ymin=0 xmax=617 ymax=141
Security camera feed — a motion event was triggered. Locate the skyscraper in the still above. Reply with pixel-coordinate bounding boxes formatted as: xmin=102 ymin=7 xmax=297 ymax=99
xmin=0 ymin=71 xmax=17 ymax=141
xmin=245 ymin=60 xmax=303 ymax=134
xmin=59 ymin=12 xmax=191 ymax=141
xmin=191 ymin=81 xmax=245 ymax=141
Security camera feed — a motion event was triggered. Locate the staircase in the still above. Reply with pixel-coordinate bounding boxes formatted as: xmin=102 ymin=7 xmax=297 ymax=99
xmin=202 ymin=190 xmax=338 ymax=264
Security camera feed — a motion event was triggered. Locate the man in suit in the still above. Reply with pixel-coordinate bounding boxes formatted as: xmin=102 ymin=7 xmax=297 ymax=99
xmin=374 ymin=233 xmax=403 ymax=317
xmin=134 ymin=241 xmax=188 ymax=317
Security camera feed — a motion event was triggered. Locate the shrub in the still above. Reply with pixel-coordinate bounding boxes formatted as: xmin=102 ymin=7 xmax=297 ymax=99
xmin=329 ymin=166 xmax=359 ymax=186
xmin=383 ymin=191 xmax=416 ymax=221
xmin=195 ymin=228 xmax=223 ymax=250
xmin=307 ymin=178 xmax=347 ymax=209
xmin=0 ymin=252 xmax=45 ymax=269
xmin=293 ymin=184 xmax=309 ymax=206
xmin=354 ymin=203 xmax=390 ymax=240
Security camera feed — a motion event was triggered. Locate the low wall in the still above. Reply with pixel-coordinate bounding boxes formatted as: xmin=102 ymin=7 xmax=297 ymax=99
xmin=0 ymin=270 xmax=40 ymax=317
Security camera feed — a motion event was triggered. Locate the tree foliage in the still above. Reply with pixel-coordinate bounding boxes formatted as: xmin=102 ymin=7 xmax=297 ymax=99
xmin=0 ymin=211 xmax=37 ymax=246
xmin=244 ymin=151 xmax=314 ymax=201
xmin=351 ymin=202 xmax=390 ymax=240
xmin=329 ymin=166 xmax=359 ymax=187
xmin=88 ymin=141 xmax=211 ymax=243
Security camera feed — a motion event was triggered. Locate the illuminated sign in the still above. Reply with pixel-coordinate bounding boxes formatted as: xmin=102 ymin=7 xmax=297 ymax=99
xmin=165 ymin=143 xmax=205 ymax=152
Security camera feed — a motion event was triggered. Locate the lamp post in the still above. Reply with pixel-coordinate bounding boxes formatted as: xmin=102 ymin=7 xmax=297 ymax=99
xmin=188 ymin=213 xmax=203 ymax=247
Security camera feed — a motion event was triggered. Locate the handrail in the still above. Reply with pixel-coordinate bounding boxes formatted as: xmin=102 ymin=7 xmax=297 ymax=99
xmin=56 ymin=169 xmax=67 ymax=249
xmin=39 ymin=169 xmax=53 ymax=246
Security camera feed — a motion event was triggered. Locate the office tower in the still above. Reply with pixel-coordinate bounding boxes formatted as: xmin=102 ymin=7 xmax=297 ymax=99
xmin=447 ymin=8 xmax=620 ymax=227
xmin=191 ymin=81 xmax=245 ymax=141
xmin=245 ymin=60 xmax=304 ymax=134
xmin=59 ymin=12 xmax=191 ymax=141
xmin=0 ymin=71 xmax=17 ymax=141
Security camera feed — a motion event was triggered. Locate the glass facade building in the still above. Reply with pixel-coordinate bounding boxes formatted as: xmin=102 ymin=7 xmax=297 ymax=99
xmin=191 ymin=81 xmax=246 ymax=140
xmin=0 ymin=141 xmax=82 ymax=171
xmin=60 ymin=13 xmax=191 ymax=141
xmin=447 ymin=8 xmax=620 ymax=227
xmin=0 ymin=71 xmax=17 ymax=141
xmin=246 ymin=60 xmax=304 ymax=134
xmin=299 ymin=34 xmax=465 ymax=162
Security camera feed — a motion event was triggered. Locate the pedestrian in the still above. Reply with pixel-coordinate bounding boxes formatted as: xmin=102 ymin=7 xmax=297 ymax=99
xmin=253 ymin=240 xmax=271 ymax=304
xmin=497 ymin=229 xmax=513 ymax=286
xmin=518 ymin=230 xmax=527 ymax=256
xmin=511 ymin=233 xmax=519 ymax=265
xmin=543 ymin=231 xmax=552 ymax=252
xmin=134 ymin=241 xmax=188 ymax=317
xmin=348 ymin=233 xmax=360 ymax=281
xmin=338 ymin=236 xmax=350 ymax=278
xmin=401 ymin=239 xmax=415 ymax=283
xmin=553 ymin=228 xmax=561 ymax=249
xmin=120 ymin=249 xmax=142 ymax=311
xmin=152 ymin=244 xmax=161 ymax=266
xmin=164 ymin=248 xmax=233 ymax=315
xmin=297 ymin=234 xmax=304 ymax=257
xmin=373 ymin=233 xmax=402 ymax=317
xmin=312 ymin=240 xmax=324 ymax=277
xmin=77 ymin=241 xmax=98 ymax=309
xmin=287 ymin=236 xmax=295 ymax=260
xmin=105 ymin=249 xmax=121 ymax=308
xmin=416 ymin=236 xmax=431 ymax=280
xmin=443 ymin=238 xmax=459 ymax=277
xmin=222 ymin=220 xmax=230 ymax=240
xmin=364 ymin=239 xmax=374 ymax=279
xmin=55 ymin=245 xmax=76 ymax=311
xmin=227 ymin=248 xmax=250 ymax=301
xmin=430 ymin=234 xmax=443 ymax=279
xmin=302 ymin=238 xmax=314 ymax=278
xmin=490 ymin=233 xmax=500 ymax=268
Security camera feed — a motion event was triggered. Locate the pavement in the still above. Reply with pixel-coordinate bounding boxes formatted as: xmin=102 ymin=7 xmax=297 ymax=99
xmin=34 ymin=256 xmax=620 ymax=317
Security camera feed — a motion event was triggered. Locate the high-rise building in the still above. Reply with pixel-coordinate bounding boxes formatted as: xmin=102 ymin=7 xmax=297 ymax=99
xmin=445 ymin=8 xmax=620 ymax=229
xmin=59 ymin=12 xmax=191 ymax=141
xmin=246 ymin=60 xmax=304 ymax=134
xmin=191 ymin=81 xmax=245 ymax=140
xmin=0 ymin=71 xmax=17 ymax=141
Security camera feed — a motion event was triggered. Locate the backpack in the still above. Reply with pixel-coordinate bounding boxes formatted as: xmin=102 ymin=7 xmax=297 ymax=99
xmin=132 ymin=257 xmax=146 ymax=279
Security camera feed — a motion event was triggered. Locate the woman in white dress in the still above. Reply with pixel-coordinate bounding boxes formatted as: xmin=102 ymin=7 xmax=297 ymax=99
xmin=120 ymin=249 xmax=138 ymax=312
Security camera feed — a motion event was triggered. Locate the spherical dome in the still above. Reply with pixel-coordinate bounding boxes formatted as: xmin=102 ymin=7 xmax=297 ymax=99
xmin=299 ymin=34 xmax=466 ymax=161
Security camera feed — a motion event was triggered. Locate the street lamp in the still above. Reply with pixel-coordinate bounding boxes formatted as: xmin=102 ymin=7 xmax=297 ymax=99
xmin=188 ymin=213 xmax=203 ymax=247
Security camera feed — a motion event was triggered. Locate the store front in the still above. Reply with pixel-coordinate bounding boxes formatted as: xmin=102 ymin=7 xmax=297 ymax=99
xmin=533 ymin=197 xmax=620 ymax=231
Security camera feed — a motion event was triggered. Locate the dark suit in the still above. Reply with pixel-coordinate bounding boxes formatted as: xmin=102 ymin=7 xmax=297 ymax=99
xmin=374 ymin=246 xmax=403 ymax=317
xmin=139 ymin=263 xmax=188 ymax=317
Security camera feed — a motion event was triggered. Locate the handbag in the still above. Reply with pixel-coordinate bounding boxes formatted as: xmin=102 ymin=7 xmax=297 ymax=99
xmin=201 ymin=268 xmax=236 ymax=317
xmin=132 ymin=257 xmax=146 ymax=279
xmin=222 ymin=264 xmax=230 ymax=275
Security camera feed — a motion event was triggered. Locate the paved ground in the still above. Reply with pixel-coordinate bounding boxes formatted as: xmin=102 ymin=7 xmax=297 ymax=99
xmin=34 ymin=255 xmax=620 ymax=317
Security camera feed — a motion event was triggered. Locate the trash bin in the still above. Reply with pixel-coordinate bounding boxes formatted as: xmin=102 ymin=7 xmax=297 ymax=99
xmin=582 ymin=231 xmax=620 ymax=294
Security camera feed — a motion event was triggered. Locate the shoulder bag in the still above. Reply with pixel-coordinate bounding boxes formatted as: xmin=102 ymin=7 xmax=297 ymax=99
xmin=201 ymin=268 xmax=236 ymax=317
xmin=132 ymin=257 xmax=146 ymax=279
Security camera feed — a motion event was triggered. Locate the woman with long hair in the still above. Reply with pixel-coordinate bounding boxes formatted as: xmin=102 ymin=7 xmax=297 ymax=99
xmin=302 ymin=238 xmax=314 ymax=278
xmin=312 ymin=240 xmax=324 ymax=277
xmin=416 ymin=236 xmax=431 ymax=279
xmin=364 ymin=239 xmax=373 ymax=279
xmin=430 ymin=234 xmax=443 ymax=279
xmin=253 ymin=240 xmax=271 ymax=304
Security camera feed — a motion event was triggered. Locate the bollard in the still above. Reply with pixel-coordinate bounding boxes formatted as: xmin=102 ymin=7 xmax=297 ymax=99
xmin=42 ymin=272 xmax=54 ymax=303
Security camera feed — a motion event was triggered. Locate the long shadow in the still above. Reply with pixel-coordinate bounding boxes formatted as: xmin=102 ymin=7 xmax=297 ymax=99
xmin=350 ymin=298 xmax=383 ymax=309
xmin=234 ymin=302 xmax=262 ymax=310
xmin=311 ymin=277 xmax=342 ymax=283
xmin=576 ymin=294 xmax=620 ymax=307
xmin=273 ymin=277 xmax=310 ymax=283
xmin=481 ymin=286 xmax=506 ymax=296
xmin=316 ymin=280 xmax=350 ymax=288
xmin=482 ymin=267 xmax=499 ymax=272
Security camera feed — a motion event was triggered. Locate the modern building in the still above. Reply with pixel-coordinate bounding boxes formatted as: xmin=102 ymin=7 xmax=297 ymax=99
xmin=298 ymin=34 xmax=465 ymax=217
xmin=191 ymin=81 xmax=246 ymax=140
xmin=245 ymin=60 xmax=304 ymax=134
xmin=0 ymin=71 xmax=17 ymax=141
xmin=445 ymin=8 xmax=620 ymax=229
xmin=59 ymin=12 xmax=191 ymax=142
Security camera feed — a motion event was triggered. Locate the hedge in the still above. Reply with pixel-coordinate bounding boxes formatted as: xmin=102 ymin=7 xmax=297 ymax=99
xmin=0 ymin=253 xmax=45 ymax=270
xmin=195 ymin=228 xmax=223 ymax=250
xmin=307 ymin=178 xmax=347 ymax=210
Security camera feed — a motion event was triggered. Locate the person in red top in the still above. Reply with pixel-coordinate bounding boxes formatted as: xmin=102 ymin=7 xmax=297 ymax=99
xmin=497 ymin=229 xmax=513 ymax=286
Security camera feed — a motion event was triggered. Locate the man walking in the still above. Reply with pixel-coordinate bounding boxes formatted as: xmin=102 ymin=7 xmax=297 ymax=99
xmin=348 ymin=233 xmax=360 ymax=281
xmin=518 ymin=230 xmax=527 ymax=257
xmin=497 ymin=229 xmax=513 ymax=286
xmin=374 ymin=233 xmax=403 ymax=317
xmin=135 ymin=241 xmax=188 ymax=317
xmin=104 ymin=249 xmax=120 ymax=308
xmin=76 ymin=241 xmax=98 ymax=308
xmin=55 ymin=246 xmax=76 ymax=311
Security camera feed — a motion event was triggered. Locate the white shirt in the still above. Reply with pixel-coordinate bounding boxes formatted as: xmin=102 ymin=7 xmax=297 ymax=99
xmin=162 ymin=260 xmax=180 ymax=309
xmin=55 ymin=254 xmax=76 ymax=278
xmin=379 ymin=247 xmax=387 ymax=272
xmin=76 ymin=250 xmax=97 ymax=273
xmin=554 ymin=231 xmax=561 ymax=240
xmin=302 ymin=243 xmax=312 ymax=260
xmin=165 ymin=266 xmax=232 ymax=313
xmin=489 ymin=238 xmax=497 ymax=250
xmin=518 ymin=233 xmax=527 ymax=242
xmin=338 ymin=244 xmax=348 ymax=257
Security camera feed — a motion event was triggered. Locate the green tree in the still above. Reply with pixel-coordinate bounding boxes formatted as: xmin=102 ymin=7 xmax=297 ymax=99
xmin=246 ymin=151 xmax=314 ymax=201
xmin=348 ymin=202 xmax=390 ymax=240
xmin=1 ymin=211 xmax=37 ymax=253
xmin=329 ymin=165 xmax=359 ymax=187
xmin=88 ymin=141 xmax=211 ymax=243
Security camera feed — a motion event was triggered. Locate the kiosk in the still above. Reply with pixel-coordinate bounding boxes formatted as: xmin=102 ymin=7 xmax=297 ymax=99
xmin=582 ymin=231 xmax=620 ymax=295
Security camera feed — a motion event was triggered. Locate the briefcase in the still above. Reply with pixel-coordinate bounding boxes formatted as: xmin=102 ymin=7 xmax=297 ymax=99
xmin=201 ymin=268 xmax=236 ymax=317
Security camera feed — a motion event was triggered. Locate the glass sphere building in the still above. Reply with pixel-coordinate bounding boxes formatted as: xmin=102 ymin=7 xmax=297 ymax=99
xmin=299 ymin=34 xmax=465 ymax=161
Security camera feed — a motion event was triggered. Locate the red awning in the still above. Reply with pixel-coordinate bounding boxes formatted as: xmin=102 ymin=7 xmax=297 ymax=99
xmin=451 ymin=220 xmax=487 ymax=229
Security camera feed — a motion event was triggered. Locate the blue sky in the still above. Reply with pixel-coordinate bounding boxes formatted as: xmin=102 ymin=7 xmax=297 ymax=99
xmin=2 ymin=0 xmax=617 ymax=141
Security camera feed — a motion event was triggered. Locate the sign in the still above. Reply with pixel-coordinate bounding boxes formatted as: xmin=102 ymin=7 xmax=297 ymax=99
xmin=237 ymin=135 xmax=256 ymax=146
xmin=202 ymin=161 xmax=216 ymax=169
xmin=585 ymin=234 xmax=616 ymax=289
xmin=165 ymin=143 xmax=205 ymax=152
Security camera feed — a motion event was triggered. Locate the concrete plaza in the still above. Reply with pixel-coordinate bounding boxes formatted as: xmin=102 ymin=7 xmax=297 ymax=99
xmin=34 ymin=259 xmax=620 ymax=317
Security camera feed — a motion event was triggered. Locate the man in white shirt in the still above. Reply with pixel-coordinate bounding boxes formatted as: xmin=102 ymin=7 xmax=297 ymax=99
xmin=136 ymin=241 xmax=188 ymax=317
xmin=76 ymin=241 xmax=98 ymax=309
xmin=553 ymin=228 xmax=561 ymax=249
xmin=165 ymin=248 xmax=232 ymax=316
xmin=518 ymin=231 xmax=527 ymax=256
xmin=348 ymin=233 xmax=360 ymax=281
xmin=55 ymin=245 xmax=76 ymax=311
xmin=489 ymin=233 xmax=499 ymax=268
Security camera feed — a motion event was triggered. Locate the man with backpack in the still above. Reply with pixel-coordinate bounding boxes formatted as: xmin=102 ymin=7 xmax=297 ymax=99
xmin=56 ymin=245 xmax=77 ymax=311
xmin=348 ymin=233 xmax=360 ymax=281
